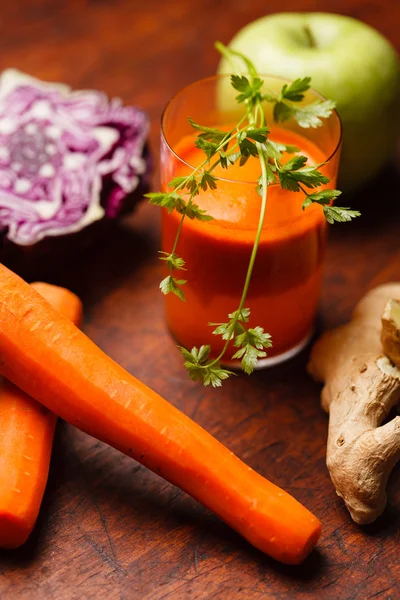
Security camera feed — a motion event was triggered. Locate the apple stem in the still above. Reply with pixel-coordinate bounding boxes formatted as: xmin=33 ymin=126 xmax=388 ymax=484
xmin=303 ymin=25 xmax=316 ymax=48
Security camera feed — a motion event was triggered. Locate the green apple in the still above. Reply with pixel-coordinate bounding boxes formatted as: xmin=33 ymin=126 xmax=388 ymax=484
xmin=217 ymin=13 xmax=400 ymax=192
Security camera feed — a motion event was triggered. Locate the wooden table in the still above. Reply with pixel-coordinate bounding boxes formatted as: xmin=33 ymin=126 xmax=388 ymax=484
xmin=0 ymin=1 xmax=399 ymax=598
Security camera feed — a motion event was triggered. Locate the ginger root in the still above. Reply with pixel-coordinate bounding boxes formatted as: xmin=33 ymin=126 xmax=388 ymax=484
xmin=308 ymin=284 xmax=400 ymax=525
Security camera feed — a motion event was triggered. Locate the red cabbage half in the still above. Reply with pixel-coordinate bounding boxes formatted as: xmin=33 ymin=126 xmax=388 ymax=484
xmin=0 ymin=69 xmax=150 ymax=246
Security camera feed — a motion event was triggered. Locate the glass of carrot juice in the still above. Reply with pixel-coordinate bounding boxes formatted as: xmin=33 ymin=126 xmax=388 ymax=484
xmin=160 ymin=75 xmax=342 ymax=367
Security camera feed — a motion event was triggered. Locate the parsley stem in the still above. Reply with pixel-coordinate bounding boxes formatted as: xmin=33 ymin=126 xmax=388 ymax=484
xmin=169 ymin=212 xmax=186 ymax=265
xmin=297 ymin=182 xmax=316 ymax=200
xmin=198 ymin=103 xmax=269 ymax=370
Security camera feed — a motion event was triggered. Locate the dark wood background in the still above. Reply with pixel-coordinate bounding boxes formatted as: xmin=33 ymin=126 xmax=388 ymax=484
xmin=0 ymin=1 xmax=399 ymax=598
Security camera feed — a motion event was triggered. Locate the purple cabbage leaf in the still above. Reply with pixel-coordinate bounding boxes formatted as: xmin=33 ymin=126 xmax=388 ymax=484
xmin=0 ymin=69 xmax=150 ymax=246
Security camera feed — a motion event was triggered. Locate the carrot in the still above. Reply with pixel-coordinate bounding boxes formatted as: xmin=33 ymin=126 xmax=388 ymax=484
xmin=0 ymin=264 xmax=321 ymax=564
xmin=0 ymin=282 xmax=82 ymax=549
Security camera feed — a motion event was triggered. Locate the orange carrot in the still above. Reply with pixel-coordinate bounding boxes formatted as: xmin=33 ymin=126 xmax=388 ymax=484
xmin=0 ymin=282 xmax=82 ymax=548
xmin=0 ymin=264 xmax=320 ymax=564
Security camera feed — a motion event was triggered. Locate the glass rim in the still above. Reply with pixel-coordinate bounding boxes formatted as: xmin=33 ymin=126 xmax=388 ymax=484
xmin=161 ymin=73 xmax=343 ymax=186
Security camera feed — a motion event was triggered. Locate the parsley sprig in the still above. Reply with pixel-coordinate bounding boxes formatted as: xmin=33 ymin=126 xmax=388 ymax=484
xmin=146 ymin=42 xmax=360 ymax=386
xmin=272 ymin=77 xmax=336 ymax=128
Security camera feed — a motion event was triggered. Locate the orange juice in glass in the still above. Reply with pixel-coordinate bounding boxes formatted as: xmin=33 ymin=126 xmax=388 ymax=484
xmin=160 ymin=75 xmax=342 ymax=366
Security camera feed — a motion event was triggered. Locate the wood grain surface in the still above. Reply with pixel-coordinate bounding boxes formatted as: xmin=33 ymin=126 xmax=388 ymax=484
xmin=0 ymin=1 xmax=399 ymax=599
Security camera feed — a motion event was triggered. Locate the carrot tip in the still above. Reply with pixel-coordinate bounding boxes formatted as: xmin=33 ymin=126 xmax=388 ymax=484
xmin=0 ymin=513 xmax=30 ymax=549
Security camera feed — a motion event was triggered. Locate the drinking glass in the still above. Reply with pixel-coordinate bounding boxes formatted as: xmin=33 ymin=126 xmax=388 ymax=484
xmin=160 ymin=75 xmax=342 ymax=366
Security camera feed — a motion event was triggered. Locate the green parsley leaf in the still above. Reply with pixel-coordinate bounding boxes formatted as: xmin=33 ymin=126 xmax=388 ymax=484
xmin=202 ymin=366 xmax=234 ymax=387
xmin=188 ymin=118 xmax=228 ymax=144
xmin=281 ymin=77 xmax=311 ymax=102
xmin=195 ymin=137 xmax=219 ymax=160
xmin=185 ymin=201 xmax=214 ymax=221
xmin=246 ymin=126 xmax=270 ymax=143
xmin=323 ymin=206 xmax=361 ymax=224
xmin=232 ymin=344 xmax=266 ymax=374
xmin=236 ymin=130 xmax=247 ymax=144
xmin=284 ymin=144 xmax=301 ymax=154
xmin=145 ymin=191 xmax=186 ymax=214
xmin=158 ymin=251 xmax=186 ymax=271
xmin=211 ymin=322 xmax=235 ymax=341
xmin=302 ymin=189 xmax=342 ymax=210
xmin=210 ymin=307 xmax=250 ymax=341
xmin=234 ymin=326 xmax=272 ymax=351
xmin=199 ymin=172 xmax=218 ymax=191
xmin=159 ymin=275 xmax=187 ymax=301
xmin=230 ymin=75 xmax=263 ymax=104
xmin=279 ymin=158 xmax=330 ymax=192
xmin=168 ymin=176 xmax=187 ymax=188
xmin=181 ymin=344 xmax=211 ymax=364
xmin=180 ymin=344 xmax=234 ymax=387
xmin=277 ymin=171 xmax=301 ymax=193
xmin=219 ymin=150 xmax=240 ymax=169
xmin=230 ymin=75 xmax=253 ymax=104
xmin=228 ymin=307 xmax=251 ymax=322
xmin=294 ymin=99 xmax=336 ymax=128
xmin=262 ymin=140 xmax=285 ymax=161
xmin=273 ymin=101 xmax=293 ymax=123
xmin=185 ymin=175 xmax=200 ymax=195
xmin=261 ymin=141 xmax=301 ymax=168
xmin=280 ymin=155 xmax=308 ymax=171
xmin=231 ymin=74 xmax=251 ymax=92
xmin=231 ymin=326 xmax=272 ymax=374
xmin=292 ymin=166 xmax=330 ymax=189
xmin=238 ymin=138 xmax=258 ymax=165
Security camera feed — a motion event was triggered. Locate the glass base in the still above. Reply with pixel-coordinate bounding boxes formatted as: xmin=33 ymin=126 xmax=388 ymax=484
xmin=221 ymin=329 xmax=313 ymax=370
